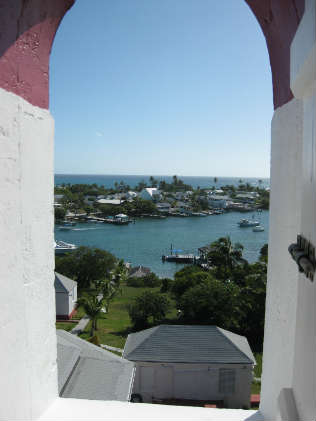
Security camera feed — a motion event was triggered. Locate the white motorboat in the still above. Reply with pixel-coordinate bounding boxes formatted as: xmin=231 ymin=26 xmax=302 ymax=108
xmin=253 ymin=225 xmax=265 ymax=232
xmin=54 ymin=240 xmax=77 ymax=255
xmin=238 ymin=218 xmax=260 ymax=227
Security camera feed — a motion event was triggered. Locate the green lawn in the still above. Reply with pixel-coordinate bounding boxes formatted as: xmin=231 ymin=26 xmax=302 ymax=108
xmin=251 ymin=352 xmax=262 ymax=395
xmin=251 ymin=381 xmax=261 ymax=394
xmin=78 ymin=284 xmax=176 ymax=348
xmin=254 ymin=353 xmax=262 ymax=377
xmin=56 ymin=322 xmax=75 ymax=332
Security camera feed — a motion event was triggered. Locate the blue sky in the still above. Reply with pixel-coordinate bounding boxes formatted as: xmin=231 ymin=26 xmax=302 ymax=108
xmin=50 ymin=0 xmax=273 ymax=177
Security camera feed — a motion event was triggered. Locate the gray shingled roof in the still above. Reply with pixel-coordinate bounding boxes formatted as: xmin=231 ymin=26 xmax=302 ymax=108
xmin=123 ymin=325 xmax=255 ymax=365
xmin=55 ymin=272 xmax=77 ymax=293
xmin=57 ymin=330 xmax=135 ymax=401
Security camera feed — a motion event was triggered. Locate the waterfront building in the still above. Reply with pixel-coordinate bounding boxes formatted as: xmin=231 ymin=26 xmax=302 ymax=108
xmin=140 ymin=187 xmax=162 ymax=201
xmin=208 ymin=195 xmax=229 ymax=209
xmin=129 ymin=265 xmax=152 ymax=278
xmin=156 ymin=202 xmax=172 ymax=213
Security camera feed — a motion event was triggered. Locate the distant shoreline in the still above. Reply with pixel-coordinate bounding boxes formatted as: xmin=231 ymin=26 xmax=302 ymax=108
xmin=55 ymin=174 xmax=270 ymax=190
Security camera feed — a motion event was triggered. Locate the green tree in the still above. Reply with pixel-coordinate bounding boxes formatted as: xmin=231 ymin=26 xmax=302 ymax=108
xmin=55 ymin=246 xmax=116 ymax=289
xmin=149 ymin=176 xmax=158 ymax=187
xmin=77 ymin=295 xmax=105 ymax=336
xmin=131 ymin=198 xmax=157 ymax=215
xmin=207 ymin=237 xmax=245 ymax=273
xmin=259 ymin=243 xmax=268 ymax=263
xmin=95 ymin=277 xmax=121 ymax=313
xmin=127 ymin=273 xmax=161 ymax=288
xmin=160 ymin=278 xmax=174 ymax=293
xmin=128 ymin=291 xmax=170 ymax=329
xmin=178 ymin=277 xmax=241 ymax=329
xmin=238 ymin=264 xmax=267 ymax=350
xmin=172 ymin=266 xmax=209 ymax=302
xmin=54 ymin=207 xmax=66 ymax=221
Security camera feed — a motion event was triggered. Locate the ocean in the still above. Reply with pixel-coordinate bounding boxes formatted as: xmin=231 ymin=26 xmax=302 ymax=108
xmin=55 ymin=174 xmax=270 ymax=190
xmin=54 ymin=173 xmax=269 ymax=278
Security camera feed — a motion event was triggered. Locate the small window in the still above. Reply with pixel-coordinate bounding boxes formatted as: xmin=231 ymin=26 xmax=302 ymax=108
xmin=219 ymin=368 xmax=235 ymax=394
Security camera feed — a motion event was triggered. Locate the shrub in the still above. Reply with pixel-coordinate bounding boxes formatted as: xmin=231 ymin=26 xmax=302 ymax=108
xmin=127 ymin=273 xmax=161 ymax=288
xmin=128 ymin=291 xmax=170 ymax=329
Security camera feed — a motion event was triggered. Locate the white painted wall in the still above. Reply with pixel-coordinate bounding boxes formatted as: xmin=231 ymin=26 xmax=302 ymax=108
xmin=55 ymin=292 xmax=70 ymax=316
xmin=261 ymin=2 xmax=316 ymax=420
xmin=290 ymin=1 xmax=316 ymax=419
xmin=132 ymin=362 xmax=252 ymax=409
xmin=0 ymin=88 xmax=57 ymax=420
xmin=259 ymin=98 xmax=303 ymax=420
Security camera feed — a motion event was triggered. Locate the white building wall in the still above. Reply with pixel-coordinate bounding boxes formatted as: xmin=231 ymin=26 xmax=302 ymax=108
xmin=290 ymin=1 xmax=316 ymax=419
xmin=55 ymin=292 xmax=70 ymax=317
xmin=261 ymin=2 xmax=316 ymax=420
xmin=68 ymin=287 xmax=76 ymax=314
xmin=0 ymin=88 xmax=57 ymax=421
xmin=140 ymin=189 xmax=152 ymax=201
xmin=259 ymin=98 xmax=303 ymax=420
xmin=132 ymin=362 xmax=252 ymax=409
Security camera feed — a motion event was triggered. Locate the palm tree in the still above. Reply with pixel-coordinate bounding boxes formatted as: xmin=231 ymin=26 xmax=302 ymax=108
xmin=77 ymin=295 xmax=104 ymax=337
xmin=207 ymin=236 xmax=244 ymax=270
xmin=149 ymin=176 xmax=158 ymax=187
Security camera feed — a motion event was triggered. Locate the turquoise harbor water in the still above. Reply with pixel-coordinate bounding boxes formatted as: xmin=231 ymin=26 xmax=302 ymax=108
xmin=55 ymin=211 xmax=269 ymax=279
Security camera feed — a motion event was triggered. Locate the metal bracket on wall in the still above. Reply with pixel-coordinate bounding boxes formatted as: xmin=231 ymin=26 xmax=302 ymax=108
xmin=288 ymin=235 xmax=316 ymax=281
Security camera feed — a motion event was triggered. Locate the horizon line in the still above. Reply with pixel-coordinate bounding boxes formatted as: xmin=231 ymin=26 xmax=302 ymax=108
xmin=55 ymin=173 xmax=270 ymax=179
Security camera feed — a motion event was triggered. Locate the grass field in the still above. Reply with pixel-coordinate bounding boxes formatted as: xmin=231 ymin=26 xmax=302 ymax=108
xmin=251 ymin=352 xmax=262 ymax=394
xmin=56 ymin=322 xmax=75 ymax=332
xmin=78 ymin=284 xmax=176 ymax=348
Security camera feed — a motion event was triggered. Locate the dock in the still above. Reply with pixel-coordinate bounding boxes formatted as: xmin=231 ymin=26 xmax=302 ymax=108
xmin=162 ymin=254 xmax=199 ymax=263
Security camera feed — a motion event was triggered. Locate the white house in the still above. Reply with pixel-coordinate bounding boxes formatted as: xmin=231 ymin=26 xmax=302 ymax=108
xmin=156 ymin=202 xmax=171 ymax=213
xmin=126 ymin=191 xmax=138 ymax=200
xmin=208 ymin=195 xmax=229 ymax=209
xmin=96 ymin=199 xmax=123 ymax=205
xmin=123 ymin=325 xmax=255 ymax=408
xmin=140 ymin=188 xmax=161 ymax=201
xmin=54 ymin=272 xmax=77 ymax=320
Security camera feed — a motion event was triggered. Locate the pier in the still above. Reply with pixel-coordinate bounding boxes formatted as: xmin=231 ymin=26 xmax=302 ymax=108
xmin=162 ymin=254 xmax=199 ymax=264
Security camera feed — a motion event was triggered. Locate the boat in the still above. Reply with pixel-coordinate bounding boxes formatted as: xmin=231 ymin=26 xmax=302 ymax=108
xmin=253 ymin=225 xmax=265 ymax=232
xmin=238 ymin=218 xmax=260 ymax=227
xmin=54 ymin=240 xmax=77 ymax=255
xmin=59 ymin=226 xmax=72 ymax=231
xmin=62 ymin=221 xmax=76 ymax=226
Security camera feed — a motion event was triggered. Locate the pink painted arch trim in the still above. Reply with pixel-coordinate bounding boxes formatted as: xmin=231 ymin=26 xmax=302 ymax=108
xmin=0 ymin=0 xmax=74 ymax=109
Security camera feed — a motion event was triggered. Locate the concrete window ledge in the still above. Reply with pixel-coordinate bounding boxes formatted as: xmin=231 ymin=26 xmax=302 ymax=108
xmin=39 ymin=398 xmax=264 ymax=421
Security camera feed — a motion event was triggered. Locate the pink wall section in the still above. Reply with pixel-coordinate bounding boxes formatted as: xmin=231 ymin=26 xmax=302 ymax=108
xmin=0 ymin=0 xmax=74 ymax=109
xmin=245 ymin=0 xmax=305 ymax=109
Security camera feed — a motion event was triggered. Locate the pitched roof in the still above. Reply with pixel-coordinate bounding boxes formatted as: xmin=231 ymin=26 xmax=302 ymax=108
xmin=123 ymin=325 xmax=255 ymax=365
xmin=57 ymin=330 xmax=135 ymax=401
xmin=96 ymin=199 xmax=123 ymax=205
xmin=129 ymin=265 xmax=151 ymax=278
xmin=55 ymin=272 xmax=77 ymax=293
xmin=143 ymin=188 xmax=160 ymax=196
